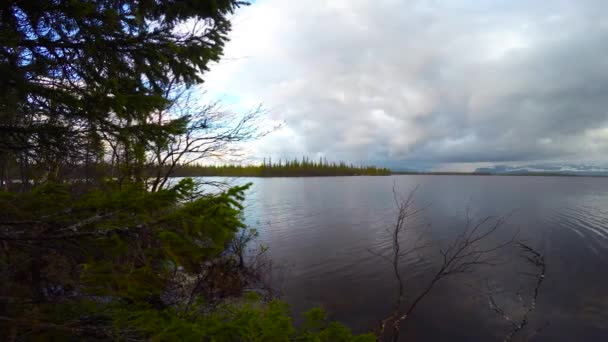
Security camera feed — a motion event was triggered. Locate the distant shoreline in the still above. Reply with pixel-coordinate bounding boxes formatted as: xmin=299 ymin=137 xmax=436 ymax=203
xmin=182 ymin=172 xmax=608 ymax=178
xmin=390 ymin=171 xmax=604 ymax=177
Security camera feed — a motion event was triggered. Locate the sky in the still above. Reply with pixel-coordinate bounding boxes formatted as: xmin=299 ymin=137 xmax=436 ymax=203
xmin=203 ymin=0 xmax=608 ymax=171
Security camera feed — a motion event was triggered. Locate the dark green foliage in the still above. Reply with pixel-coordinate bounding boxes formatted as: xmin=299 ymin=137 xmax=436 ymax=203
xmin=0 ymin=180 xmax=373 ymax=340
xmin=0 ymin=1 xmax=374 ymax=340
xmin=0 ymin=0 xmax=246 ymax=183
xmin=170 ymin=157 xmax=392 ymax=177
xmin=0 ymin=180 xmax=247 ymax=318
xmin=109 ymin=295 xmax=375 ymax=341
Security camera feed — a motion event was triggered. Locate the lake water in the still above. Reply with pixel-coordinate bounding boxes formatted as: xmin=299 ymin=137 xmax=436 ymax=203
xmin=227 ymin=175 xmax=608 ymax=341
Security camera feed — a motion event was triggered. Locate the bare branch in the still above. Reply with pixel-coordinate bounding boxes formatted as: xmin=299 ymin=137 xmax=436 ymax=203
xmin=375 ymin=186 xmax=519 ymax=342
xmin=486 ymin=242 xmax=547 ymax=342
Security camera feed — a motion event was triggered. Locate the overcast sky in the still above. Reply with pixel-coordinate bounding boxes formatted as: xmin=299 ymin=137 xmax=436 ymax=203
xmin=204 ymin=0 xmax=608 ymax=171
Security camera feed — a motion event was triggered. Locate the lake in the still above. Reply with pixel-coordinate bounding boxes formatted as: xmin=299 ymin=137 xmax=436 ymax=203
xmin=226 ymin=175 xmax=608 ymax=341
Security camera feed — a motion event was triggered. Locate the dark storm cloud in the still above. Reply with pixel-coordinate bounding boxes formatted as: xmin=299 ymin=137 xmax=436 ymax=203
xmin=206 ymin=0 xmax=608 ymax=168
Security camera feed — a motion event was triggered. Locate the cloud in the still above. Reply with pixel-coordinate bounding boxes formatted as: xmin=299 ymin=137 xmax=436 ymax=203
xmin=204 ymin=0 xmax=608 ymax=169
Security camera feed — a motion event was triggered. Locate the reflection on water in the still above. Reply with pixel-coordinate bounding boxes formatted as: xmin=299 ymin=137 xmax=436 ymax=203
xmin=550 ymin=206 xmax=608 ymax=256
xmin=208 ymin=175 xmax=608 ymax=341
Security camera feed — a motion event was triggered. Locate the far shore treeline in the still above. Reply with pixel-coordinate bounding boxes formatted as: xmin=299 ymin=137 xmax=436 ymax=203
xmin=1 ymin=157 xmax=602 ymax=181
xmin=172 ymin=157 xmax=391 ymax=177
xmin=0 ymin=157 xmax=390 ymax=180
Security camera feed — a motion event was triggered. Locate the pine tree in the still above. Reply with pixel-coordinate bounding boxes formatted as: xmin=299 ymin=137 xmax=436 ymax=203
xmin=0 ymin=0 xmax=245 ymax=181
xmin=0 ymin=2 xmax=377 ymax=339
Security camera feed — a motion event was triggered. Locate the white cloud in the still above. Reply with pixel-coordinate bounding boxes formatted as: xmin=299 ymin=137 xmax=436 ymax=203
xmin=203 ymin=0 xmax=608 ymax=169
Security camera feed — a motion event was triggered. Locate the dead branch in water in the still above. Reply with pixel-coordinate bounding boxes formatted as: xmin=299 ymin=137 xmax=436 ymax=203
xmin=373 ymin=185 xmax=521 ymax=342
xmin=486 ymin=242 xmax=547 ymax=342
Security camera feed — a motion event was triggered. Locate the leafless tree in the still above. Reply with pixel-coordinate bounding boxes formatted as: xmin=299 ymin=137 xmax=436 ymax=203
xmin=145 ymin=86 xmax=275 ymax=192
xmin=371 ymin=185 xmax=526 ymax=342
xmin=157 ymin=226 xmax=276 ymax=318
xmin=368 ymin=185 xmax=429 ymax=340
xmin=92 ymin=81 xmax=276 ymax=190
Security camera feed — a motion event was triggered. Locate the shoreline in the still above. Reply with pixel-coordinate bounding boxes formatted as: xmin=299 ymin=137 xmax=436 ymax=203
xmin=176 ymin=172 xmax=608 ymax=178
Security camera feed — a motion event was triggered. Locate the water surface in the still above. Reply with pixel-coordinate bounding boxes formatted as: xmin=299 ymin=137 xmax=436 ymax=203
xmin=228 ymin=175 xmax=608 ymax=341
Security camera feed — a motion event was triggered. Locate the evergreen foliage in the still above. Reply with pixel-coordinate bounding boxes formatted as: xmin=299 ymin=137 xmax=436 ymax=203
xmin=0 ymin=0 xmax=374 ymax=340
xmin=0 ymin=180 xmax=374 ymax=340
xmin=172 ymin=157 xmax=392 ymax=177
xmin=0 ymin=0 xmax=245 ymax=183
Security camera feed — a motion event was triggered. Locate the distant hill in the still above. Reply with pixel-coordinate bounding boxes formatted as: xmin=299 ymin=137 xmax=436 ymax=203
xmin=474 ymin=164 xmax=608 ymax=177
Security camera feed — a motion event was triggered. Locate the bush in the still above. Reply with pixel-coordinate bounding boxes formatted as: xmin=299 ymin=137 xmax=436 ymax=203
xmin=0 ymin=180 xmax=372 ymax=341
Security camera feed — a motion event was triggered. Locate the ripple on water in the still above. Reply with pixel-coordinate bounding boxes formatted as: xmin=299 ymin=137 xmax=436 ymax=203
xmin=548 ymin=205 xmax=608 ymax=257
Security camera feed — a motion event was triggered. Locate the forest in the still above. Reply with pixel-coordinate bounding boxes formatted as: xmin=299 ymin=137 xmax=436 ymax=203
xmin=0 ymin=1 xmax=373 ymax=340
xmin=171 ymin=158 xmax=391 ymax=177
